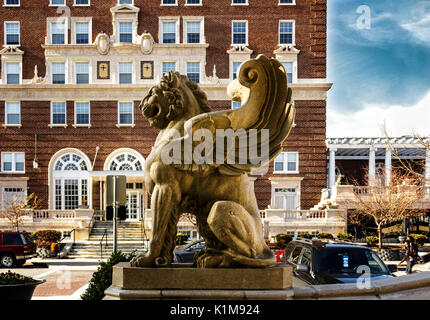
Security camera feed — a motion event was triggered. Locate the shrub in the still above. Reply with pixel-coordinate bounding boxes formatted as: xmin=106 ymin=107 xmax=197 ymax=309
xmin=409 ymin=234 xmax=428 ymax=247
xmin=317 ymin=233 xmax=334 ymax=239
xmin=298 ymin=233 xmax=313 ymax=239
xmin=175 ymin=233 xmax=189 ymax=246
xmin=337 ymin=233 xmax=353 ymax=240
xmin=50 ymin=242 xmax=60 ymax=253
xmin=81 ymin=251 xmax=137 ymax=301
xmin=0 ymin=272 xmax=37 ymax=285
xmin=366 ymin=236 xmax=379 ymax=247
xmin=274 ymin=234 xmax=292 ymax=245
xmin=34 ymin=230 xmax=61 ymax=248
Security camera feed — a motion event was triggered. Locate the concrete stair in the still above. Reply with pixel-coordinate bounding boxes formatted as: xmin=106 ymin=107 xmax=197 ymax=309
xmin=67 ymin=221 xmax=149 ymax=259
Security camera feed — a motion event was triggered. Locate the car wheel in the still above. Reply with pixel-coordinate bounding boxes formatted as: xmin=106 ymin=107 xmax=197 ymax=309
xmin=1 ymin=254 xmax=16 ymax=268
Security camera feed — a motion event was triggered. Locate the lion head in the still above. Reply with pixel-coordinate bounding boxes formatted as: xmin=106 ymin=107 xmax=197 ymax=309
xmin=139 ymin=71 xmax=211 ymax=129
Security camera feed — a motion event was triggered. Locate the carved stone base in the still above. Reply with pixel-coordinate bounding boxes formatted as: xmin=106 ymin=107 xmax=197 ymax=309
xmin=104 ymin=262 xmax=293 ymax=300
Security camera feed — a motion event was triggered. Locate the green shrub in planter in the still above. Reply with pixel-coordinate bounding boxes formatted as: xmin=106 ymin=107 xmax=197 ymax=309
xmin=409 ymin=234 xmax=428 ymax=247
xmin=366 ymin=236 xmax=379 ymax=247
xmin=34 ymin=230 xmax=62 ymax=248
xmin=317 ymin=233 xmax=334 ymax=239
xmin=81 ymin=251 xmax=137 ymax=301
xmin=337 ymin=233 xmax=353 ymax=240
xmin=274 ymin=234 xmax=292 ymax=245
xmin=175 ymin=233 xmax=189 ymax=246
xmin=298 ymin=233 xmax=313 ymax=239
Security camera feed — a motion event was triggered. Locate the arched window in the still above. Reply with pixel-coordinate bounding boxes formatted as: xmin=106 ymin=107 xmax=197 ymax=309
xmin=109 ymin=153 xmax=143 ymax=171
xmin=53 ymin=153 xmax=89 ymax=210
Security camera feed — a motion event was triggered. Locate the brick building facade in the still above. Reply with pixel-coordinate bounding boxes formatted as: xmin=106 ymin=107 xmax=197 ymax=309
xmin=0 ymin=0 xmax=331 ymax=236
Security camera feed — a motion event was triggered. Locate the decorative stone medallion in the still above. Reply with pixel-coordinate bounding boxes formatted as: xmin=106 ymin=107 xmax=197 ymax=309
xmin=96 ymin=33 xmax=111 ymax=55
xmin=140 ymin=32 xmax=154 ymax=55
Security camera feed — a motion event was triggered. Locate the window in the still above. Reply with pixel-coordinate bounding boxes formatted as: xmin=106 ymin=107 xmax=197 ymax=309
xmin=118 ymin=102 xmax=134 ymax=125
xmin=274 ymin=152 xmax=298 ymax=173
xmin=74 ymin=0 xmax=89 ymax=5
xmin=288 ymin=246 xmax=303 ymax=264
xmin=279 ymin=21 xmax=294 ymax=45
xmin=3 ymin=188 xmax=26 ymax=209
xmin=186 ymin=21 xmax=201 ymax=44
xmin=119 ymin=62 xmax=133 ymax=84
xmin=232 ymin=61 xmax=242 ymax=79
xmin=75 ymin=102 xmax=90 ymax=125
xmin=75 ymin=22 xmax=89 ymax=44
xmin=51 ymin=102 xmax=66 ymax=125
xmin=119 ymin=22 xmax=133 ymax=43
xmin=53 ymin=154 xmax=89 ymax=210
xmin=2 ymin=234 xmax=25 ymax=245
xmin=50 ymin=0 xmax=65 ymax=5
xmin=4 ymin=0 xmax=20 ymax=6
xmin=273 ymin=187 xmax=298 ymax=210
xmin=5 ymin=22 xmax=20 ymax=45
xmin=76 ymin=62 xmax=89 ymax=84
xmin=109 ymin=153 xmax=143 ymax=171
xmin=51 ymin=22 xmax=66 ymax=44
xmin=1 ymin=152 xmax=25 ymax=173
xmin=232 ymin=21 xmax=247 ymax=45
xmin=162 ymin=62 xmax=176 ymax=74
xmin=282 ymin=62 xmax=293 ymax=83
xmin=161 ymin=0 xmax=177 ymax=4
xmin=5 ymin=102 xmax=20 ymax=125
xmin=162 ymin=21 xmax=177 ymax=44
xmin=186 ymin=62 xmax=200 ymax=83
xmin=6 ymin=63 xmax=20 ymax=84
xmin=232 ymin=101 xmax=242 ymax=110
xmin=118 ymin=0 xmax=133 ymax=3
xmin=186 ymin=0 xmax=201 ymax=4
xmin=279 ymin=0 xmax=295 ymax=4
xmin=52 ymin=63 xmax=66 ymax=84
xmin=232 ymin=0 xmax=247 ymax=4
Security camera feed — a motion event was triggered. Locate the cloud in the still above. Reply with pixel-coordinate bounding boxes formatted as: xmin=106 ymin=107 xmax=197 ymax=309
xmin=401 ymin=14 xmax=430 ymax=43
xmin=327 ymin=90 xmax=430 ymax=138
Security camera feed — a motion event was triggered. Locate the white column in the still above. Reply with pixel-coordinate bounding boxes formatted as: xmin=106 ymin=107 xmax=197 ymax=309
xmin=385 ymin=149 xmax=392 ymax=186
xmin=425 ymin=150 xmax=430 ymax=186
xmin=368 ymin=146 xmax=376 ymax=186
xmin=329 ymin=148 xmax=337 ymax=189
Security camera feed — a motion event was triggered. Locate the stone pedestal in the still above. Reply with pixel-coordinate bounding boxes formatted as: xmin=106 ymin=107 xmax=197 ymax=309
xmin=104 ymin=262 xmax=293 ymax=300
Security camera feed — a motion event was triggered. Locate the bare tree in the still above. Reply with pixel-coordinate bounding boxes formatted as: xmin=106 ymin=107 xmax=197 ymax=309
xmin=0 ymin=193 xmax=42 ymax=231
xmin=345 ymin=168 xmax=425 ymax=249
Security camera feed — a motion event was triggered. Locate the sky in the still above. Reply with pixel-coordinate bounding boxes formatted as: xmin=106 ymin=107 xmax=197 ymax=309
xmin=327 ymin=0 xmax=430 ymax=138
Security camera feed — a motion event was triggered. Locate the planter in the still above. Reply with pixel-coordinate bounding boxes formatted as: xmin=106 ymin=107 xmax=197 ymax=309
xmin=373 ymin=248 xmax=401 ymax=261
xmin=0 ymin=279 xmax=46 ymax=300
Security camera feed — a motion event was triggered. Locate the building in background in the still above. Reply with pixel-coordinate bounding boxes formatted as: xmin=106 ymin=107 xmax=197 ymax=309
xmin=0 ymin=0 xmax=334 ymax=245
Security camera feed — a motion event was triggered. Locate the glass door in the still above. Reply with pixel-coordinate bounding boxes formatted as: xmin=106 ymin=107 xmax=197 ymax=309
xmin=126 ymin=190 xmax=141 ymax=221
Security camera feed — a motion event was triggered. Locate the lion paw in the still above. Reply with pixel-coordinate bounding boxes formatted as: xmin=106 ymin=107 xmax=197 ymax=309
xmin=195 ymin=249 xmax=233 ymax=268
xmin=130 ymin=254 xmax=155 ymax=268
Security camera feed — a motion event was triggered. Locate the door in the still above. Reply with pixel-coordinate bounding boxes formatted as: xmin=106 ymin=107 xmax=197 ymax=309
xmin=126 ymin=191 xmax=141 ymax=221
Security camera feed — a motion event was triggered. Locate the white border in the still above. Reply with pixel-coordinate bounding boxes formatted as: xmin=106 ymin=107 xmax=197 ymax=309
xmin=4 ymin=21 xmax=20 ymax=46
xmin=231 ymin=20 xmax=248 ymax=46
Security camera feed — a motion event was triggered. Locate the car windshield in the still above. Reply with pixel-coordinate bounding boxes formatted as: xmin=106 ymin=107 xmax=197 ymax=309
xmin=186 ymin=241 xmax=206 ymax=251
xmin=314 ymin=247 xmax=389 ymax=275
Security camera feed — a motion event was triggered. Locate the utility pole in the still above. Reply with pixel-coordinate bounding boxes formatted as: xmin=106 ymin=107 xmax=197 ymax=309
xmin=113 ymin=175 xmax=118 ymax=253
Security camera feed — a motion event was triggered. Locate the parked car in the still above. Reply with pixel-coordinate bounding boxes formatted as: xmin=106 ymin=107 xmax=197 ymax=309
xmin=0 ymin=232 xmax=37 ymax=268
xmin=173 ymin=239 xmax=206 ymax=263
xmin=281 ymin=239 xmax=397 ymax=286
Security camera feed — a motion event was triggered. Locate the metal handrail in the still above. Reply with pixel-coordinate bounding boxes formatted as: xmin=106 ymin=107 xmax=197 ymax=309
xmin=100 ymin=228 xmax=108 ymax=260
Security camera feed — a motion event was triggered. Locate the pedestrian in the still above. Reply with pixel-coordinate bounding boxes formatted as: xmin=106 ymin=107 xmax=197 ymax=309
xmin=398 ymin=236 xmax=419 ymax=274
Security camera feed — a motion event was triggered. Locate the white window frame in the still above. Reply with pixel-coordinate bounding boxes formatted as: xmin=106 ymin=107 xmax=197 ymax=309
xmin=231 ymin=20 xmax=248 ymax=46
xmin=186 ymin=61 xmax=201 ymax=84
xmin=4 ymin=21 xmax=20 ymax=46
xmin=73 ymin=0 xmax=90 ymax=6
xmin=75 ymin=61 xmax=91 ymax=84
xmin=159 ymin=17 xmax=180 ymax=44
xmin=4 ymin=101 xmax=21 ymax=127
xmin=278 ymin=0 xmax=296 ymax=5
xmin=231 ymin=0 xmax=248 ymax=5
xmin=1 ymin=152 xmax=25 ymax=173
xmin=74 ymin=102 xmax=91 ymax=127
xmin=4 ymin=62 xmax=21 ymax=85
xmin=48 ymin=18 xmax=68 ymax=45
xmin=274 ymin=152 xmax=299 ymax=174
xmin=185 ymin=0 xmax=201 ymax=6
xmin=161 ymin=61 xmax=177 ymax=76
xmin=51 ymin=61 xmax=67 ymax=84
xmin=118 ymin=20 xmax=134 ymax=43
xmin=49 ymin=0 xmax=66 ymax=6
xmin=183 ymin=17 xmax=204 ymax=44
xmin=231 ymin=60 xmax=243 ymax=80
xmin=71 ymin=18 xmax=92 ymax=45
xmin=3 ymin=0 xmax=20 ymax=7
xmin=118 ymin=62 xmax=134 ymax=84
xmin=279 ymin=20 xmax=295 ymax=46
xmin=160 ymin=0 xmax=178 ymax=6
xmin=118 ymin=0 xmax=134 ymax=4
xmin=270 ymin=178 xmax=303 ymax=211
xmin=117 ymin=101 xmax=135 ymax=127
xmin=50 ymin=101 xmax=67 ymax=127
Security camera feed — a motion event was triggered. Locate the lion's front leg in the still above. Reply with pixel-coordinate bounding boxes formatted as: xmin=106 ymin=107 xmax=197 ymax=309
xmin=131 ymin=182 xmax=180 ymax=268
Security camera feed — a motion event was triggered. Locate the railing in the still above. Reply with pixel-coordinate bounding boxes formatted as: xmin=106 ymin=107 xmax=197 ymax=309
xmin=100 ymin=228 xmax=108 ymax=261
xmin=57 ymin=229 xmax=76 ymax=258
xmin=33 ymin=210 xmax=86 ymax=220
xmin=264 ymin=209 xmax=329 ymax=222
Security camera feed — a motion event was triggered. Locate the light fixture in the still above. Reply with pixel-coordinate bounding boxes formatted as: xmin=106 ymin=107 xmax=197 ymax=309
xmin=33 ymin=134 xmax=39 ymax=169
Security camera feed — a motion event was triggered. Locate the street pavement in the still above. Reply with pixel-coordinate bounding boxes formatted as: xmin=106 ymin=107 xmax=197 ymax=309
xmin=3 ymin=258 xmax=101 ymax=300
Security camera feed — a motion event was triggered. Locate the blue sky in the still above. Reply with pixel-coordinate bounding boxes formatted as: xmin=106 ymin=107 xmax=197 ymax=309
xmin=327 ymin=0 xmax=430 ymax=137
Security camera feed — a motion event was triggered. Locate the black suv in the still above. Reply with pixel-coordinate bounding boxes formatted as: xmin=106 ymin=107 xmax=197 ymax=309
xmin=281 ymin=239 xmax=397 ymax=285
